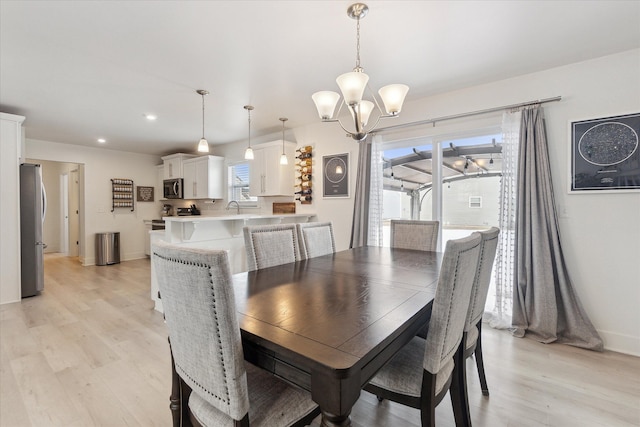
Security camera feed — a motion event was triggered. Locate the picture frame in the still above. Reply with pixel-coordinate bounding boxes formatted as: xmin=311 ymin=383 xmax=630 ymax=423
xmin=323 ymin=153 xmax=349 ymax=198
xmin=569 ymin=112 xmax=640 ymax=193
xmin=136 ymin=186 xmax=155 ymax=202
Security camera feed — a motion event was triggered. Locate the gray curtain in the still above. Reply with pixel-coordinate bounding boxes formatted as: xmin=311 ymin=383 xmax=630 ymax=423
xmin=350 ymin=139 xmax=372 ymax=248
xmin=512 ymin=106 xmax=603 ymax=351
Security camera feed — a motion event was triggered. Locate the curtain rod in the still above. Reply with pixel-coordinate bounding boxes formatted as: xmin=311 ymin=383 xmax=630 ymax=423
xmin=372 ymin=96 xmax=562 ymax=134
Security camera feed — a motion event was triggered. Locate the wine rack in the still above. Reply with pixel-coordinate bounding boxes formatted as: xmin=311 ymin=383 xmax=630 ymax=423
xmin=111 ymin=178 xmax=134 ymax=212
xmin=295 ymin=146 xmax=312 ymax=204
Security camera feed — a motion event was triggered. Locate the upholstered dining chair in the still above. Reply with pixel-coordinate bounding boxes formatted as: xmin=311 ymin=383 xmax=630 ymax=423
xmin=243 ymin=224 xmax=301 ymax=271
xmin=297 ymin=222 xmax=336 ymax=259
xmin=364 ymin=233 xmax=482 ymax=427
xmin=390 ymin=220 xmax=440 ymax=252
xmin=152 ymin=241 xmax=320 ymax=427
xmin=463 ymin=227 xmax=500 ymax=395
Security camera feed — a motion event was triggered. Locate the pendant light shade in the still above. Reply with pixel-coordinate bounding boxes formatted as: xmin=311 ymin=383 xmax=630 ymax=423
xmin=311 ymin=91 xmax=340 ymax=120
xmin=196 ymin=90 xmax=209 ymax=153
xmin=244 ymin=105 xmax=254 ymax=160
xmin=336 ymin=71 xmax=369 ymax=105
xmin=197 ymin=138 xmax=209 ymax=153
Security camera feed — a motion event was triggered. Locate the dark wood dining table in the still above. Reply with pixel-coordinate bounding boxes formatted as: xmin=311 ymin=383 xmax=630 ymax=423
xmin=232 ymin=246 xmax=443 ymax=427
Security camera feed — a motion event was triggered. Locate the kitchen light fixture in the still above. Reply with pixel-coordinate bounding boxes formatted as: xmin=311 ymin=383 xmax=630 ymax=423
xmin=244 ymin=105 xmax=254 ymax=160
xmin=97 ymin=138 xmax=106 ymax=143
xmin=279 ymin=117 xmax=288 ymax=165
xmin=312 ymin=3 xmax=409 ymax=141
xmin=196 ymin=90 xmax=209 ymax=153
xmin=144 ymin=114 xmax=157 ymax=121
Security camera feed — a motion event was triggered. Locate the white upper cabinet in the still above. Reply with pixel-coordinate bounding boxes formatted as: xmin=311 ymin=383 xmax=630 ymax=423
xmin=183 ymin=155 xmax=225 ymax=199
xmin=162 ymin=153 xmax=195 ymax=179
xmin=249 ymin=141 xmax=295 ymax=197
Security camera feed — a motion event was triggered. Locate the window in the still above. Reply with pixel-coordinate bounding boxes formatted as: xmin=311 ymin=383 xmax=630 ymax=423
xmin=469 ymin=196 xmax=482 ymax=208
xmin=228 ymin=162 xmax=258 ymax=206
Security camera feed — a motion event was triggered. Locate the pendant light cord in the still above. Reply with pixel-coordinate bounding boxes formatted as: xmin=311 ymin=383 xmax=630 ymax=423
xmin=201 ymin=93 xmax=205 ymax=139
xmin=247 ymin=109 xmax=252 ymax=148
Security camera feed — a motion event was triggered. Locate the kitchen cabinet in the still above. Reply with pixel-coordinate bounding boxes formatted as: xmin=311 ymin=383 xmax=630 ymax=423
xmin=183 ymin=155 xmax=225 ymax=199
xmin=156 ymin=164 xmax=164 ymax=200
xmin=249 ymin=141 xmax=295 ymax=196
xmin=162 ymin=153 xmax=195 ymax=179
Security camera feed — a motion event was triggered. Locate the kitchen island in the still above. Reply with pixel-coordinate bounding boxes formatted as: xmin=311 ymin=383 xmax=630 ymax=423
xmin=150 ymin=213 xmax=316 ymax=312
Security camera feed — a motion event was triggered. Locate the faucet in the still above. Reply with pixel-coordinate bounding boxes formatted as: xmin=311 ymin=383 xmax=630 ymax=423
xmin=226 ymin=200 xmax=240 ymax=215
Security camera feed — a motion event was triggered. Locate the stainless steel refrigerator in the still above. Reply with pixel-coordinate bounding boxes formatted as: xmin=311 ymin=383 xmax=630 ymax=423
xmin=20 ymin=163 xmax=46 ymax=298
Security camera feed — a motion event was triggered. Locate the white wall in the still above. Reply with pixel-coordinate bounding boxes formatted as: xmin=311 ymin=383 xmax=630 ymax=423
xmin=0 ymin=113 xmax=25 ymax=304
xmin=25 ymin=140 xmax=162 ymax=265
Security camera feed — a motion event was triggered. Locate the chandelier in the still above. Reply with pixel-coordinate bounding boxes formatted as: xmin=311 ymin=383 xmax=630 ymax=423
xmin=312 ymin=3 xmax=409 ymax=141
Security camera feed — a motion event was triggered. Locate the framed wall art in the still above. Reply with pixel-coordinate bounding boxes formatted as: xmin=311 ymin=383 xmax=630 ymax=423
xmin=323 ymin=153 xmax=349 ymax=198
xmin=570 ymin=112 xmax=640 ymax=193
xmin=136 ymin=185 xmax=155 ymax=202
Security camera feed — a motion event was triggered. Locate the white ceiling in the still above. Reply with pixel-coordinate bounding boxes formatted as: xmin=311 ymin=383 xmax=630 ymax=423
xmin=1 ymin=1 xmax=639 ymax=157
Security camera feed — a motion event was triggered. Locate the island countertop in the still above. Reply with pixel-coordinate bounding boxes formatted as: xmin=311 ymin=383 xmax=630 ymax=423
xmin=162 ymin=213 xmax=316 ymax=222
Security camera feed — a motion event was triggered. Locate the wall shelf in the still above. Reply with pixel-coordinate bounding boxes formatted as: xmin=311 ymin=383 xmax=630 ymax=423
xmin=295 ymin=145 xmax=312 ymax=204
xmin=111 ymin=178 xmax=134 ymax=212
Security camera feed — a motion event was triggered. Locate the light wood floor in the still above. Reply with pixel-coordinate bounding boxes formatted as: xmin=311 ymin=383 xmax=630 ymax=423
xmin=1 ymin=255 xmax=638 ymax=427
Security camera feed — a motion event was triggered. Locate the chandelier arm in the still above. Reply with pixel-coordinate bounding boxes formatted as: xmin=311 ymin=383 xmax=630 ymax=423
xmin=365 ymin=82 xmax=385 ymax=117
xmin=348 ymin=103 xmax=365 ymax=135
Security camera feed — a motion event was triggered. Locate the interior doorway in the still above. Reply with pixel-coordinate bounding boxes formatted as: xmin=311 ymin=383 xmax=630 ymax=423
xmin=27 ymin=158 xmax=83 ymax=260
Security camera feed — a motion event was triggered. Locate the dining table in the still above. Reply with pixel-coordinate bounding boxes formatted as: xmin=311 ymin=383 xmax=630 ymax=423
xmin=169 ymin=245 xmax=443 ymax=427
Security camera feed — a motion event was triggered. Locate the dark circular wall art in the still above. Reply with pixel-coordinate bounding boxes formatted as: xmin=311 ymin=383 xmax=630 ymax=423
xmin=578 ymin=122 xmax=638 ymax=166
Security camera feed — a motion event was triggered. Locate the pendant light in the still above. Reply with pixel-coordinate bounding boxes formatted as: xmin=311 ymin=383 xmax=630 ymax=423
xmin=244 ymin=105 xmax=254 ymax=160
xmin=279 ymin=117 xmax=288 ymax=165
xmin=196 ymin=90 xmax=209 ymax=153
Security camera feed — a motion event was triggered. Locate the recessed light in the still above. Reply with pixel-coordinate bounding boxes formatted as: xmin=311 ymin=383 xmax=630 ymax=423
xmin=145 ymin=114 xmax=157 ymax=121
xmin=97 ymin=138 xmax=106 ymax=143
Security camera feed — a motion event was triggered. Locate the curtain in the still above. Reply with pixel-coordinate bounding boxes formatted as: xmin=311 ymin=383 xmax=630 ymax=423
xmin=512 ymin=106 xmax=603 ymax=351
xmin=488 ymin=111 xmax=521 ymax=329
xmin=368 ymin=137 xmax=384 ymax=247
xmin=350 ymin=139 xmax=372 ymax=248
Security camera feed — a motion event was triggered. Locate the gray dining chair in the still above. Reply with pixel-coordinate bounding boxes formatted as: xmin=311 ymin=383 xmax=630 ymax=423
xmin=297 ymin=222 xmax=336 ymax=259
xmin=454 ymin=227 xmax=500 ymax=426
xmin=390 ymin=219 xmax=440 ymax=251
xmin=243 ymin=224 xmax=302 ymax=271
xmin=364 ymin=233 xmax=482 ymax=427
xmin=152 ymin=241 xmax=320 ymax=427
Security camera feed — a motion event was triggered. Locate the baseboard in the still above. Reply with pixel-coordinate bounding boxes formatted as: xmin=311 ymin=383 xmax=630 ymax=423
xmin=81 ymin=252 xmax=146 ymax=267
xmin=599 ymin=329 xmax=640 ymax=356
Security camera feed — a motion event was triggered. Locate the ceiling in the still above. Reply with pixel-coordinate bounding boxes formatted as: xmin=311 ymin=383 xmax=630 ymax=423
xmin=1 ymin=1 xmax=639 ymax=157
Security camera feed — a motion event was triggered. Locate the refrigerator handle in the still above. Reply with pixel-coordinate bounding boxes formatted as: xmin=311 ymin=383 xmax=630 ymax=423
xmin=42 ymin=182 xmax=47 ymax=224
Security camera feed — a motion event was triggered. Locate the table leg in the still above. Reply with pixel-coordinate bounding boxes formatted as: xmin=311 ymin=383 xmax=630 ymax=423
xmin=312 ymin=371 xmax=360 ymax=427
xmin=321 ymin=410 xmax=351 ymax=427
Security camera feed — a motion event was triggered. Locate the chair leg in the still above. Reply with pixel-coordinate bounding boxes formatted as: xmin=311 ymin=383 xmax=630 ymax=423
xmin=451 ymin=342 xmax=472 ymax=427
xmin=474 ymin=322 xmax=489 ymax=396
xmin=420 ymin=372 xmax=437 ymax=427
xmin=169 ymin=340 xmax=182 ymax=427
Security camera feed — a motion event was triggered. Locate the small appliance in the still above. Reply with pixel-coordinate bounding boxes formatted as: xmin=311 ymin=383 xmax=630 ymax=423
xmin=163 ymin=178 xmax=183 ymax=199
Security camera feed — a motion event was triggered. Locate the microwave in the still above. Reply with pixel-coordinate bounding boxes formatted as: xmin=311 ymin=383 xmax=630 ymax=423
xmin=163 ymin=178 xmax=183 ymax=199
